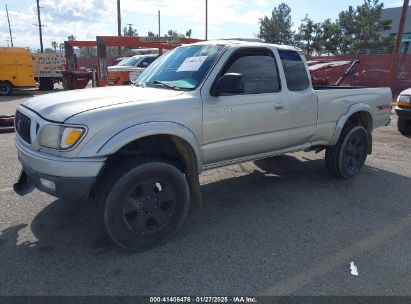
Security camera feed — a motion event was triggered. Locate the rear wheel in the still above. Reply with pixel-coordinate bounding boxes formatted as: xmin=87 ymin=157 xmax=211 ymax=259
xmin=39 ymin=78 xmax=54 ymax=91
xmin=0 ymin=81 xmax=12 ymax=96
xmin=325 ymin=125 xmax=369 ymax=179
xmin=99 ymin=159 xmax=190 ymax=251
xmin=398 ymin=117 xmax=411 ymax=135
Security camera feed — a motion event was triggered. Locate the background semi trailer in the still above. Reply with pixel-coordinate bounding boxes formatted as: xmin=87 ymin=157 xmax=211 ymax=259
xmin=32 ymin=53 xmax=66 ymax=91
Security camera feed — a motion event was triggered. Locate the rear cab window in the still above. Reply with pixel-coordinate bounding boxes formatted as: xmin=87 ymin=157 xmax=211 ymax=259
xmin=278 ymin=50 xmax=310 ymax=91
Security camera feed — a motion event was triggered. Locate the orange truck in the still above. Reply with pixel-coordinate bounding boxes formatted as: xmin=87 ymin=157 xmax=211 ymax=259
xmin=107 ymin=54 xmax=159 ymax=85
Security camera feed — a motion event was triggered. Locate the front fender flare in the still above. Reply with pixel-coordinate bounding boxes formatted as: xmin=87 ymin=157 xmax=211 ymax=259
xmin=97 ymin=121 xmax=203 ymax=172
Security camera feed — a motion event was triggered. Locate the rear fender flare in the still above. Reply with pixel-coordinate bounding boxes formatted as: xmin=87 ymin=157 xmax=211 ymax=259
xmin=330 ymin=103 xmax=373 ymax=146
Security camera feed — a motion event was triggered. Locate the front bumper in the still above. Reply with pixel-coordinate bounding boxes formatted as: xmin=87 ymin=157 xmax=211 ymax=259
xmin=396 ymin=106 xmax=411 ymax=119
xmin=14 ymin=161 xmax=96 ymax=201
xmin=14 ymin=138 xmax=106 ymax=201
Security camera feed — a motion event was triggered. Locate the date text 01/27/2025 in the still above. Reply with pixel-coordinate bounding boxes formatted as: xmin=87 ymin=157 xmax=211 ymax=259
xmin=149 ymin=296 xmax=258 ymax=303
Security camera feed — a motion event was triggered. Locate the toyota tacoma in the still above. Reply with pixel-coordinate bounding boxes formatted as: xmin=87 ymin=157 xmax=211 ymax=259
xmin=13 ymin=41 xmax=392 ymax=251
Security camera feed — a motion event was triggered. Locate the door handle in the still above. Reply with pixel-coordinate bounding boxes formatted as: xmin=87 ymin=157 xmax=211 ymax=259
xmin=274 ymin=104 xmax=285 ymax=111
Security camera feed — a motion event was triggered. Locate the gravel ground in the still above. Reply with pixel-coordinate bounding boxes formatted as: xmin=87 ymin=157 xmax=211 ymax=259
xmin=0 ymin=90 xmax=411 ymax=296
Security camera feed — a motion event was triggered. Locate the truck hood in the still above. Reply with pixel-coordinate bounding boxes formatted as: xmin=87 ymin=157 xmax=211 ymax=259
xmin=400 ymin=88 xmax=411 ymax=95
xmin=23 ymin=86 xmax=184 ymax=122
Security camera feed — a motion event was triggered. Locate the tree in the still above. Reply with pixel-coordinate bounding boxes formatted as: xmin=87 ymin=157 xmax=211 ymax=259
xmin=334 ymin=0 xmax=393 ymax=54
xmin=294 ymin=15 xmax=324 ymax=55
xmin=336 ymin=6 xmax=357 ymax=54
xmin=59 ymin=42 xmax=65 ymax=53
xmin=186 ymin=29 xmax=192 ymax=38
xmin=352 ymin=0 xmax=393 ymax=53
xmin=147 ymin=31 xmax=156 ymax=37
xmin=51 ymin=41 xmax=58 ymax=53
xmin=258 ymin=3 xmax=294 ymax=45
xmin=123 ymin=24 xmax=138 ymax=36
xmin=166 ymin=29 xmax=185 ymax=38
xmin=321 ymin=19 xmax=341 ymax=55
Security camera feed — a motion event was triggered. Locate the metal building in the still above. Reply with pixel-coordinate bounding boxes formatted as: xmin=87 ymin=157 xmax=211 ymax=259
xmin=381 ymin=6 xmax=411 ymax=52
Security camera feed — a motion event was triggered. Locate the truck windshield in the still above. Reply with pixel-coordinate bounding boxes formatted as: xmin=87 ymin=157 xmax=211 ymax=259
xmin=118 ymin=56 xmax=143 ymax=67
xmin=135 ymin=44 xmax=224 ymax=90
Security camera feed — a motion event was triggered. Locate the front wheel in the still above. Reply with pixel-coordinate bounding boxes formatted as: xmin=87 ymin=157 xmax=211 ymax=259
xmin=99 ymin=159 xmax=190 ymax=251
xmin=325 ymin=125 xmax=369 ymax=179
xmin=398 ymin=117 xmax=411 ymax=135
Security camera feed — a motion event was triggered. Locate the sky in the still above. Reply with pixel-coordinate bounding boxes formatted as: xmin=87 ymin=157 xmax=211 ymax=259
xmin=0 ymin=0 xmax=406 ymax=50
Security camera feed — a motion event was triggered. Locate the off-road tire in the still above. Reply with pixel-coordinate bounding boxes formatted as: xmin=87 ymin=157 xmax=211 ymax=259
xmin=98 ymin=159 xmax=190 ymax=251
xmin=325 ymin=125 xmax=369 ymax=179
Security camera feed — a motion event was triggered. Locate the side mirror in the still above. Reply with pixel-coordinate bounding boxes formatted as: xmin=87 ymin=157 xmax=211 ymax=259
xmin=211 ymin=73 xmax=244 ymax=96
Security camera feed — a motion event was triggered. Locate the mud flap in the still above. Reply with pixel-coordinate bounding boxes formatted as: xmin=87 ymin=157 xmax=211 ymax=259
xmin=186 ymin=173 xmax=203 ymax=210
xmin=13 ymin=170 xmax=35 ymax=196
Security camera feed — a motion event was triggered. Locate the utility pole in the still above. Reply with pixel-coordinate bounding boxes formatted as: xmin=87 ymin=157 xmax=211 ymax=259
xmin=205 ymin=0 xmax=208 ymax=40
xmin=117 ymin=0 xmax=121 ymax=56
xmin=5 ymin=40 xmax=10 ymax=47
xmin=158 ymin=10 xmax=161 ymax=37
xmin=390 ymin=0 xmax=409 ymax=93
xmin=117 ymin=0 xmax=121 ymax=37
xmin=36 ymin=0 xmax=44 ymax=53
xmin=394 ymin=0 xmax=409 ymax=54
xmin=5 ymin=5 xmax=13 ymax=47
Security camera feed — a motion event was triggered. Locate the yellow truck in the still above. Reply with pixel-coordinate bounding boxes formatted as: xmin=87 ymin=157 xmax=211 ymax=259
xmin=0 ymin=47 xmax=36 ymax=96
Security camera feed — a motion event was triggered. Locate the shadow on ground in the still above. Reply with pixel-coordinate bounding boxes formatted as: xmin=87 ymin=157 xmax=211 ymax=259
xmin=1 ymin=155 xmax=411 ymax=295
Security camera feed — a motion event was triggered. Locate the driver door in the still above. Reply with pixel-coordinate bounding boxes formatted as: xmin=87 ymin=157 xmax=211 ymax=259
xmin=201 ymin=47 xmax=289 ymax=165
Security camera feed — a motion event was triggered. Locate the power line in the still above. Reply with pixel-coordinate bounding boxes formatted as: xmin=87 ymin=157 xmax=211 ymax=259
xmin=5 ymin=5 xmax=14 ymax=47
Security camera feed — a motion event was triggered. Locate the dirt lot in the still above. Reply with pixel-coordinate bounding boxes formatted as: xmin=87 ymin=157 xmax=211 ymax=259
xmin=0 ymin=89 xmax=411 ymax=296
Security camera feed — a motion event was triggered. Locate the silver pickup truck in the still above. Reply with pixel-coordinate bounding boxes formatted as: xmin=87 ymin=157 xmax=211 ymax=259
xmin=13 ymin=40 xmax=392 ymax=251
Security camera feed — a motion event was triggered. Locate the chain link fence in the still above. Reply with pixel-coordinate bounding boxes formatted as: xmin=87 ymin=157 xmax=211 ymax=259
xmin=307 ymin=51 xmax=411 ymax=95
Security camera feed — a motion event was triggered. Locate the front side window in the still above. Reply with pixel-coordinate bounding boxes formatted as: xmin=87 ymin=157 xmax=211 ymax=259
xmin=220 ymin=49 xmax=280 ymax=94
xmin=278 ymin=50 xmax=310 ymax=91
xmin=135 ymin=45 xmax=225 ymax=90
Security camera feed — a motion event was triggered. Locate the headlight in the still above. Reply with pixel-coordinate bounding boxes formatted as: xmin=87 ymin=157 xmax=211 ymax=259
xmin=38 ymin=125 xmax=85 ymax=149
xmin=397 ymin=95 xmax=411 ymax=107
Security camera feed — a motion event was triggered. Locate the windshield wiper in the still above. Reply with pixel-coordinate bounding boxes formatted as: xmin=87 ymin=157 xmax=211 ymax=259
xmin=147 ymin=80 xmax=184 ymax=91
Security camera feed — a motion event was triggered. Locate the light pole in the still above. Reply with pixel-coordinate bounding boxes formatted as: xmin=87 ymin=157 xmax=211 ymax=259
xmin=205 ymin=0 xmax=208 ymax=40
xmin=158 ymin=10 xmax=161 ymax=37
xmin=117 ymin=0 xmax=121 ymax=56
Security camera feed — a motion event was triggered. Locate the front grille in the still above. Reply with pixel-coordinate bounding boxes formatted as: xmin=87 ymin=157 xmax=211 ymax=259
xmin=15 ymin=111 xmax=31 ymax=144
